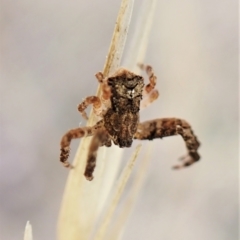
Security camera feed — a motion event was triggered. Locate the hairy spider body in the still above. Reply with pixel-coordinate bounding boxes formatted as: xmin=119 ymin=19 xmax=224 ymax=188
xmin=60 ymin=64 xmax=201 ymax=181
xmin=104 ymin=72 xmax=144 ymax=147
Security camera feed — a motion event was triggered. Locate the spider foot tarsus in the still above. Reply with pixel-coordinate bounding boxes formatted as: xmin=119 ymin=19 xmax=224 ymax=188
xmin=173 ymin=151 xmax=200 ymax=169
xmin=84 ymin=158 xmax=95 ymax=181
xmin=95 ymin=71 xmax=104 ymax=83
xmin=60 ymin=147 xmax=73 ymax=169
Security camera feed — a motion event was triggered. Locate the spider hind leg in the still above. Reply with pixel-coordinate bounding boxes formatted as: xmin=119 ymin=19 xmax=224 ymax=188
xmin=134 ymin=118 xmax=200 ymax=169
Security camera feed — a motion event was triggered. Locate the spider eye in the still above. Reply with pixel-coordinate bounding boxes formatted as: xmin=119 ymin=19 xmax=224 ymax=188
xmin=127 ymin=89 xmax=135 ymax=95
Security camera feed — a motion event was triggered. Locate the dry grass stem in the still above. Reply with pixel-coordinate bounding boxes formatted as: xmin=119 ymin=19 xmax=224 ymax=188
xmin=106 ymin=1 xmax=158 ymax=238
xmin=125 ymin=0 xmax=158 ymax=72
xmin=101 ymin=0 xmax=135 ymax=79
xmin=93 ymin=145 xmax=142 ymax=240
xmin=107 ymin=143 xmax=153 ymax=240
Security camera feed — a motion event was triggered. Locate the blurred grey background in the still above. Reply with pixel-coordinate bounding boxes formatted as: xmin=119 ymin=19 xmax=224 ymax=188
xmin=0 ymin=0 xmax=238 ymax=239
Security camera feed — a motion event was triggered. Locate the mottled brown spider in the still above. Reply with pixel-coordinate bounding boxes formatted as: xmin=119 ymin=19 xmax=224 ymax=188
xmin=60 ymin=64 xmax=200 ymax=181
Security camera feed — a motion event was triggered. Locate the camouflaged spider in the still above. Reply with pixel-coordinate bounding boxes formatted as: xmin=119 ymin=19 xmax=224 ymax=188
xmin=60 ymin=64 xmax=200 ymax=181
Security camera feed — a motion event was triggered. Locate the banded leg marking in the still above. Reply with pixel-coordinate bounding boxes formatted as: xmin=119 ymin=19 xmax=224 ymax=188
xmin=134 ymin=118 xmax=200 ymax=169
xmin=60 ymin=120 xmax=104 ymax=169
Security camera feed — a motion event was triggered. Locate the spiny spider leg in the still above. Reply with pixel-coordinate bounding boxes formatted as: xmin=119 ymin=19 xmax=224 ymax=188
xmin=134 ymin=118 xmax=200 ymax=169
xmin=84 ymin=129 xmax=110 ymax=181
xmin=60 ymin=120 xmax=104 ymax=169
xmin=138 ymin=63 xmax=159 ymax=109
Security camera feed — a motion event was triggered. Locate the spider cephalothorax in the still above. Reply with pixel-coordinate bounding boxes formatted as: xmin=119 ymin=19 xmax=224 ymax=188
xmin=104 ymin=71 xmax=144 ymax=147
xmin=60 ymin=64 xmax=201 ymax=181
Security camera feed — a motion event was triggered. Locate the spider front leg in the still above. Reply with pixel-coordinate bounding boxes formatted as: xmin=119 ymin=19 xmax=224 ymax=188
xmin=78 ymin=96 xmax=103 ymax=120
xmin=138 ymin=63 xmax=159 ymax=109
xmin=84 ymin=129 xmax=110 ymax=181
xmin=134 ymin=118 xmax=200 ymax=169
xmin=60 ymin=120 xmax=104 ymax=169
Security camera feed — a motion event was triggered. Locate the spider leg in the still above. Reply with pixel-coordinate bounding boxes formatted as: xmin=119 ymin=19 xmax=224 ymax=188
xmin=84 ymin=129 xmax=110 ymax=181
xmin=60 ymin=120 xmax=104 ymax=168
xmin=140 ymin=89 xmax=159 ymax=109
xmin=138 ymin=63 xmax=159 ymax=109
xmin=134 ymin=118 xmax=200 ymax=169
xmin=95 ymin=71 xmax=111 ymax=109
xmin=78 ymin=96 xmax=103 ymax=120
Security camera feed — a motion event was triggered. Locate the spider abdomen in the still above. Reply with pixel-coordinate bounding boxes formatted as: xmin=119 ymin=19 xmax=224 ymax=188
xmin=103 ymin=109 xmax=139 ymax=147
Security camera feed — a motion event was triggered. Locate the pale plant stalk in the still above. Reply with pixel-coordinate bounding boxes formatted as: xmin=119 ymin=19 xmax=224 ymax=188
xmin=105 ymin=1 xmax=158 ymax=239
xmin=57 ymin=0 xmax=135 ymax=240
xmin=106 ymin=143 xmax=154 ymax=240
xmin=23 ymin=221 xmax=33 ymax=240
xmin=125 ymin=0 xmax=158 ymax=73
xmin=93 ymin=145 xmax=142 ymax=240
